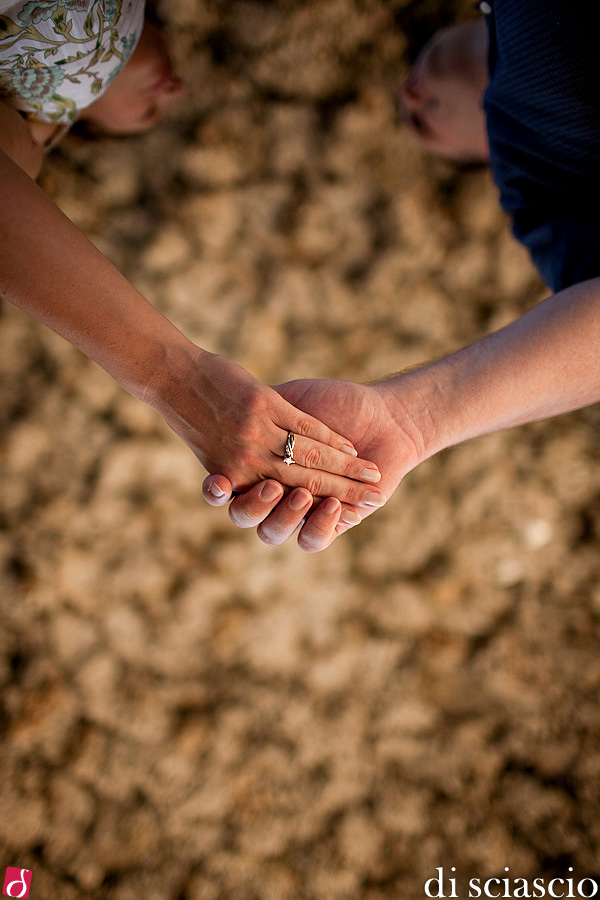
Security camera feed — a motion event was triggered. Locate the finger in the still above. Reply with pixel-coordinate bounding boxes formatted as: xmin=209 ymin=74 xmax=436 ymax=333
xmin=334 ymin=496 xmax=389 ymax=538
xmin=228 ymin=480 xmax=284 ymax=529
xmin=202 ymin=474 xmax=234 ymax=506
xmin=255 ymin=495 xmax=365 ymax=551
xmin=272 ymin=430 xmax=380 ymax=484
xmin=297 ymin=497 xmax=342 ymax=553
xmin=256 ymin=488 xmax=314 ymax=546
xmin=272 ymin=459 xmax=388 ymax=509
xmin=335 ymin=505 xmax=363 ymax=535
xmin=284 ymin=407 xmax=359 ymax=457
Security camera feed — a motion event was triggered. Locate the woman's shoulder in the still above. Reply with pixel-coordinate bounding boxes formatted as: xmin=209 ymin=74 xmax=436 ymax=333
xmin=0 ymin=1 xmax=145 ymax=126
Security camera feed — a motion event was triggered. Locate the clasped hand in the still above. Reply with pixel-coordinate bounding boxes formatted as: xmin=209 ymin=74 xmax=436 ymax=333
xmin=148 ymin=348 xmax=390 ymax=514
xmin=201 ymin=376 xmax=420 ymax=552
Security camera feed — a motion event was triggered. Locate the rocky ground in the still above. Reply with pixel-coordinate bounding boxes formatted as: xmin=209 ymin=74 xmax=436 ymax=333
xmin=2 ymin=1 xmax=600 ymax=898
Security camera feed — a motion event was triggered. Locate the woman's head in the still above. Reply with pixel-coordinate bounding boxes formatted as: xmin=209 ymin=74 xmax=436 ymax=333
xmin=80 ymin=17 xmax=185 ymax=134
xmin=397 ymin=19 xmax=490 ymax=163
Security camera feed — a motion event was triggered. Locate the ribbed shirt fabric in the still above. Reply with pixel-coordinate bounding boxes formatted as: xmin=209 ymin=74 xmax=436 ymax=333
xmin=484 ymin=0 xmax=600 ymax=290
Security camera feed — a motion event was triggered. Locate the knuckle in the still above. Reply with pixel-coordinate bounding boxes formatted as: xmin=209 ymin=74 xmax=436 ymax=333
xmin=303 ymin=445 xmax=323 ymax=470
xmin=345 ymin=486 xmax=363 ymax=506
xmin=295 ymin=417 xmax=313 ymax=438
xmin=305 ymin=474 xmax=323 ymax=497
xmin=245 ymin=386 xmax=269 ymax=413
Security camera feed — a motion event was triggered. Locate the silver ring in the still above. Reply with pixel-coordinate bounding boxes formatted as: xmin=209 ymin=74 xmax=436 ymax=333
xmin=283 ymin=432 xmax=296 ymax=466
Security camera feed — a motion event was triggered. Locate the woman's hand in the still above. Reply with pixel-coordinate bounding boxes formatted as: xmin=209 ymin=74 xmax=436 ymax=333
xmin=147 ymin=350 xmax=385 ymax=505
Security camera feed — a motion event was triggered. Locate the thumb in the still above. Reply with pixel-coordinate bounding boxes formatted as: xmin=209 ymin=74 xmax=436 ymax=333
xmin=202 ymin=473 xmax=234 ymax=506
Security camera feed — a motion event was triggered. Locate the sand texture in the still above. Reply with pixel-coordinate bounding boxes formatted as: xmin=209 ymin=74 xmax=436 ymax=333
xmin=2 ymin=1 xmax=600 ymax=898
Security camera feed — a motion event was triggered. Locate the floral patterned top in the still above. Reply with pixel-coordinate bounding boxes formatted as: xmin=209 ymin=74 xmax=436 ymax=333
xmin=0 ymin=0 xmax=144 ymax=124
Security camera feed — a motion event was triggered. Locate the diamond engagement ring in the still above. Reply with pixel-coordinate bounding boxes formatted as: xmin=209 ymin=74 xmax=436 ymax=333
xmin=283 ymin=432 xmax=296 ymax=466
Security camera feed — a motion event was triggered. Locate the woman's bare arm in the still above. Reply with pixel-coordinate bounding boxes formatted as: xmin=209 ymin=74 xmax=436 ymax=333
xmin=0 ymin=99 xmax=44 ymax=179
xmin=0 ymin=139 xmax=383 ymax=501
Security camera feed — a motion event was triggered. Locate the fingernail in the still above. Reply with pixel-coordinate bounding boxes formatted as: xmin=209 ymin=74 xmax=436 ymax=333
xmin=208 ymin=483 xmax=226 ymax=498
xmin=340 ymin=510 xmax=361 ymax=526
xmin=290 ymin=489 xmax=312 ymax=511
xmin=341 ymin=444 xmax=358 ymax=457
xmin=260 ymin=481 xmax=282 ymax=502
xmin=359 ymin=492 xmax=386 ymax=508
xmin=359 ymin=467 xmax=381 ymax=483
xmin=322 ymin=498 xmax=340 ymax=515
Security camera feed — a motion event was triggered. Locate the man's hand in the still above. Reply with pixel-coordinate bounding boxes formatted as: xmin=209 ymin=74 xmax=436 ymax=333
xmin=204 ymin=279 xmax=600 ymax=552
xmin=202 ymin=378 xmax=422 ymax=551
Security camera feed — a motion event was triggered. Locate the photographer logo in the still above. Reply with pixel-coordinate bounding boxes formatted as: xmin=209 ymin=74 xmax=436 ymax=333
xmin=2 ymin=868 xmax=32 ymax=899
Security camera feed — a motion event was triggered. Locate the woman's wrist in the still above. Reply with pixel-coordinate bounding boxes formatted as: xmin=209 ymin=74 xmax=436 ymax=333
xmin=123 ymin=324 xmax=208 ymax=411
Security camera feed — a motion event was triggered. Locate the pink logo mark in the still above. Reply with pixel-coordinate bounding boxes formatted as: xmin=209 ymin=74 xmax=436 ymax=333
xmin=3 ymin=869 xmax=32 ymax=899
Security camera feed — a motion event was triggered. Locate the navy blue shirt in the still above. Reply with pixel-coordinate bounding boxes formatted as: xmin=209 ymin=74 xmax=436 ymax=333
xmin=484 ymin=0 xmax=600 ymax=291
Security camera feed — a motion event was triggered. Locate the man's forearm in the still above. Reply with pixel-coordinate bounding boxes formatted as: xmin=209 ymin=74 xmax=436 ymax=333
xmin=378 ymin=279 xmax=600 ymax=460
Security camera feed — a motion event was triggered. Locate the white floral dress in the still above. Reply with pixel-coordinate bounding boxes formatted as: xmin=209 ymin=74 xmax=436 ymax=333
xmin=0 ymin=0 xmax=144 ymax=124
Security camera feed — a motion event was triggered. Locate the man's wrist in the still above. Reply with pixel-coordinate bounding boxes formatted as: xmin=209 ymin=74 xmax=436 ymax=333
xmin=372 ymin=343 xmax=488 ymax=464
xmin=373 ymin=361 xmax=448 ymax=464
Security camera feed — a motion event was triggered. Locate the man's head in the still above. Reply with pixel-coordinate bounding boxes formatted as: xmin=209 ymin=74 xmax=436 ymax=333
xmin=397 ymin=19 xmax=490 ymax=163
xmin=80 ymin=17 xmax=185 ymax=134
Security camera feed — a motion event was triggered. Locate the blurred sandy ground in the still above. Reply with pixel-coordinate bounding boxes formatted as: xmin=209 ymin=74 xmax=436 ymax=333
xmin=2 ymin=1 xmax=600 ymax=898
